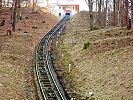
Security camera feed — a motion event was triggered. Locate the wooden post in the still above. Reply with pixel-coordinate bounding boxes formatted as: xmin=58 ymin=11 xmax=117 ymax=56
xmin=56 ymin=41 xmax=58 ymax=47
xmin=69 ymin=64 xmax=71 ymax=73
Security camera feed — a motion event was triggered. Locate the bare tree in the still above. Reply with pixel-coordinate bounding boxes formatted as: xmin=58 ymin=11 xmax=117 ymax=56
xmin=124 ymin=0 xmax=131 ymax=29
xmin=85 ymin=0 xmax=94 ymax=30
xmin=32 ymin=0 xmax=35 ymax=11
xmin=32 ymin=0 xmax=38 ymax=11
xmin=104 ymin=0 xmax=109 ymax=31
xmin=17 ymin=0 xmax=22 ymax=21
xmin=131 ymin=0 xmax=133 ymax=23
xmin=116 ymin=0 xmax=120 ymax=26
xmin=84 ymin=0 xmax=132 ymax=29
xmin=120 ymin=0 xmax=125 ymax=27
xmin=113 ymin=0 xmax=116 ymax=26
xmin=127 ymin=0 xmax=132 ymax=29
xmin=125 ymin=0 xmax=129 ymax=26
xmin=97 ymin=0 xmax=102 ymax=27
xmin=12 ymin=0 xmax=18 ymax=31
xmin=0 ymin=0 xmax=2 ymax=9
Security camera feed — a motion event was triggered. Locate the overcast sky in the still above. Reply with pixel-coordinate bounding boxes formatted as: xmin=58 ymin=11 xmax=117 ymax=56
xmin=78 ymin=0 xmax=89 ymax=11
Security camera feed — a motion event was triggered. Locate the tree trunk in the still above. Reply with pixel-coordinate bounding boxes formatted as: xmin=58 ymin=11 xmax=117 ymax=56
xmin=11 ymin=0 xmax=15 ymax=23
xmin=116 ymin=0 xmax=120 ymax=26
xmin=3 ymin=0 xmax=6 ymax=7
xmin=32 ymin=0 xmax=35 ymax=11
xmin=94 ymin=0 xmax=98 ymax=25
xmin=12 ymin=0 xmax=17 ymax=32
xmin=131 ymin=1 xmax=133 ymax=23
xmin=127 ymin=0 xmax=132 ymax=29
xmin=125 ymin=0 xmax=129 ymax=29
xmin=121 ymin=0 xmax=125 ymax=27
xmin=113 ymin=0 xmax=116 ymax=26
xmin=88 ymin=0 xmax=94 ymax=30
xmin=97 ymin=0 xmax=102 ymax=27
xmin=17 ymin=0 xmax=22 ymax=21
xmin=0 ymin=0 xmax=2 ymax=9
xmin=105 ymin=0 xmax=109 ymax=31
xmin=32 ymin=0 xmax=37 ymax=11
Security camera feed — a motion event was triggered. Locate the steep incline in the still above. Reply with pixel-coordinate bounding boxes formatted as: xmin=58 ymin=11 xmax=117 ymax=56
xmin=0 ymin=8 xmax=57 ymax=100
xmin=56 ymin=11 xmax=133 ymax=99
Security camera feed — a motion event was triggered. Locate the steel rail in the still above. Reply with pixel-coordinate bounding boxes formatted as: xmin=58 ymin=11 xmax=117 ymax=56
xmin=34 ymin=16 xmax=70 ymax=100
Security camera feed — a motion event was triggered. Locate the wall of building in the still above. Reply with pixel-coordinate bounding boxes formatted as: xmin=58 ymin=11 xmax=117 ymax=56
xmin=58 ymin=5 xmax=79 ymax=17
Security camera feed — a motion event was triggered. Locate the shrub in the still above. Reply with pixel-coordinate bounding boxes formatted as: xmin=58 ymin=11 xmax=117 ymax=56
xmin=25 ymin=16 xmax=29 ymax=19
xmin=88 ymin=97 xmax=95 ymax=100
xmin=24 ymin=31 xmax=28 ymax=33
xmin=86 ymin=96 xmax=95 ymax=100
xmin=93 ymin=26 xmax=99 ymax=30
xmin=42 ymin=21 xmax=46 ymax=23
xmin=83 ymin=42 xmax=90 ymax=50
xmin=32 ymin=26 xmax=38 ymax=29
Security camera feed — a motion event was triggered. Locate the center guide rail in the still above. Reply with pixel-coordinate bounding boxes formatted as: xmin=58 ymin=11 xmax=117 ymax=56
xmin=35 ymin=15 xmax=70 ymax=100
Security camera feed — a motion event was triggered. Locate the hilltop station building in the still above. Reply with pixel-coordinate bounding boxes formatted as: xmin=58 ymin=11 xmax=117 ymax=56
xmin=37 ymin=0 xmax=80 ymax=17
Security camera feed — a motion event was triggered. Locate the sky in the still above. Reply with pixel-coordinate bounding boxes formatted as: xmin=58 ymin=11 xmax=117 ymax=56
xmin=77 ymin=0 xmax=89 ymax=11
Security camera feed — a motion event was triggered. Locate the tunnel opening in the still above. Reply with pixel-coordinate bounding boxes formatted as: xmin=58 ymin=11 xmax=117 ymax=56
xmin=65 ymin=13 xmax=70 ymax=16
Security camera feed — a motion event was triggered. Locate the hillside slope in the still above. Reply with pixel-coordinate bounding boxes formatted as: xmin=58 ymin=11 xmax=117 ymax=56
xmin=57 ymin=11 xmax=133 ymax=100
xmin=0 ymin=8 xmax=57 ymax=100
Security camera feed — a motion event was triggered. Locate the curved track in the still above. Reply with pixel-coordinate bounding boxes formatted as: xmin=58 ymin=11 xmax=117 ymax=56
xmin=34 ymin=16 xmax=69 ymax=100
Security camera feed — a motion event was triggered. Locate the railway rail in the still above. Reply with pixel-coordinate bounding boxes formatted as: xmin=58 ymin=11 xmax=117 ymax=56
xmin=34 ymin=16 xmax=70 ymax=100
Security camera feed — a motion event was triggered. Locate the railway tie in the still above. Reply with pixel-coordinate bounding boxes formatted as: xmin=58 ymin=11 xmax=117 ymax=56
xmin=34 ymin=16 xmax=70 ymax=100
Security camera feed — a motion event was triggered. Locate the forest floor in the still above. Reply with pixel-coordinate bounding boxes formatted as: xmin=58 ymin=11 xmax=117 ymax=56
xmin=0 ymin=7 xmax=57 ymax=100
xmin=56 ymin=11 xmax=133 ymax=100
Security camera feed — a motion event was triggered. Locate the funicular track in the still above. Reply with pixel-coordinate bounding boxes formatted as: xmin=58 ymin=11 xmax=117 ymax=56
xmin=34 ymin=16 xmax=69 ymax=100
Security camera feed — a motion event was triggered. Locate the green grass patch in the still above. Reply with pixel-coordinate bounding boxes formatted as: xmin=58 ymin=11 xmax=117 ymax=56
xmin=57 ymin=38 xmax=78 ymax=88
xmin=58 ymin=39 xmax=74 ymax=73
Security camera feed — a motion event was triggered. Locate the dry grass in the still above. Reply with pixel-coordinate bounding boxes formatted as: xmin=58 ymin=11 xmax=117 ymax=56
xmin=0 ymin=8 xmax=57 ymax=100
xmin=57 ymin=11 xmax=133 ymax=100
